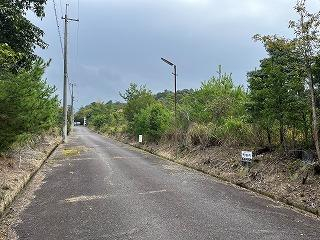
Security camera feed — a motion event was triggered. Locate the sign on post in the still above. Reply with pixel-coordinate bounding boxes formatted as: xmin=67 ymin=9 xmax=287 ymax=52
xmin=241 ymin=151 xmax=253 ymax=164
xmin=138 ymin=135 xmax=143 ymax=143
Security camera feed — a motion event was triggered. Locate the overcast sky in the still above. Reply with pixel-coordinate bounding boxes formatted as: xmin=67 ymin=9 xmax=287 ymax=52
xmin=29 ymin=0 xmax=320 ymax=109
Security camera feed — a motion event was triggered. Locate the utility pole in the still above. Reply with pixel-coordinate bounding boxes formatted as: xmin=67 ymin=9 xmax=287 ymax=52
xmin=173 ymin=65 xmax=177 ymax=159
xmin=62 ymin=4 xmax=79 ymax=143
xmin=70 ymin=83 xmax=75 ymax=132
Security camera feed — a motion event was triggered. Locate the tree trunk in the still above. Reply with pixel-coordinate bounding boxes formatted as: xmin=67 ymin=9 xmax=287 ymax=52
xmin=279 ymin=120 xmax=285 ymax=148
xmin=267 ymin=127 xmax=272 ymax=146
xmin=308 ymin=74 xmax=320 ymax=162
xmin=302 ymin=114 xmax=309 ymax=146
xmin=292 ymin=126 xmax=296 ymax=149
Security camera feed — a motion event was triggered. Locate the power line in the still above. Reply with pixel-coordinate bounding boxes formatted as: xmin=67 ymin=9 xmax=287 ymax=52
xmin=52 ymin=0 xmax=64 ymax=58
xmin=68 ymin=76 xmax=72 ymax=97
xmin=77 ymin=0 xmax=80 ymax=19
xmin=59 ymin=0 xmax=63 ymax=18
xmin=75 ymin=0 xmax=80 ymax=65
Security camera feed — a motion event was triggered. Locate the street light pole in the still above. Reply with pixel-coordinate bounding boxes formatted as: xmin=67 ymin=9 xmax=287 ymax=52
xmin=173 ymin=65 xmax=177 ymax=159
xmin=161 ymin=58 xmax=178 ymax=159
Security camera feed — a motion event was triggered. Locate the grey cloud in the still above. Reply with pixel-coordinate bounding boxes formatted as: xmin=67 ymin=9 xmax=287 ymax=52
xmin=32 ymin=0 xmax=320 ymax=109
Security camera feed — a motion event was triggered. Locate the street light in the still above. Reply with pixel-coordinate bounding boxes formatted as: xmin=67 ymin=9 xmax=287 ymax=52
xmin=161 ymin=57 xmax=178 ymax=159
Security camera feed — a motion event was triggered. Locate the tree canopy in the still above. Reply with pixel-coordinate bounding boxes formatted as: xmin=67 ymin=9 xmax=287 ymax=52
xmin=0 ymin=0 xmax=47 ymax=69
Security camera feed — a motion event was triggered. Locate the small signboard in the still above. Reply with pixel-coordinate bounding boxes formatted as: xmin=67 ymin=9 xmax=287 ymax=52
xmin=241 ymin=151 xmax=253 ymax=163
xmin=138 ymin=135 xmax=143 ymax=143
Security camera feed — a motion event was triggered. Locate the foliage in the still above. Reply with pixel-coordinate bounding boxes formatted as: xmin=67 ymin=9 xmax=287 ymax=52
xmin=0 ymin=0 xmax=47 ymax=69
xmin=248 ymin=0 xmax=320 ymax=160
xmin=180 ymin=71 xmax=247 ymax=125
xmin=133 ymin=102 xmax=172 ymax=142
xmin=75 ymin=101 xmax=126 ymax=134
xmin=78 ymin=69 xmax=253 ymax=147
xmin=120 ymin=83 xmax=156 ymax=133
xmin=186 ymin=123 xmax=220 ymax=147
xmin=1 ymin=0 xmax=47 ymax=17
xmin=289 ymin=0 xmax=320 ymax=161
xmin=221 ymin=117 xmax=254 ymax=146
xmin=248 ymin=36 xmax=309 ymax=147
xmin=0 ymin=60 xmax=59 ymax=150
xmin=0 ymin=43 xmax=21 ymax=71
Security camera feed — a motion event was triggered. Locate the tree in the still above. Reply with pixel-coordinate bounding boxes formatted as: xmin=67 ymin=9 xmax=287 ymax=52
xmin=133 ymin=102 xmax=171 ymax=142
xmin=0 ymin=0 xmax=47 ymax=69
xmin=2 ymin=0 xmax=47 ymax=16
xmin=0 ymin=43 xmax=21 ymax=72
xmin=289 ymin=0 xmax=320 ymax=161
xmin=120 ymin=83 xmax=155 ymax=133
xmin=247 ymin=68 xmax=274 ymax=145
xmin=75 ymin=101 xmax=126 ymax=133
xmin=182 ymin=69 xmax=247 ymax=125
xmin=249 ymin=36 xmax=309 ymax=147
xmin=0 ymin=60 xmax=59 ymax=150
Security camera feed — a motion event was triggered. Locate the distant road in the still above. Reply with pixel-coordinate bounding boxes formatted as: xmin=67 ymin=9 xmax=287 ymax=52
xmin=12 ymin=127 xmax=320 ymax=239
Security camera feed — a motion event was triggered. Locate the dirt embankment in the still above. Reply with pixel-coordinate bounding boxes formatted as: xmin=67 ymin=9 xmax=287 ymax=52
xmin=120 ymin=137 xmax=320 ymax=217
xmin=0 ymin=134 xmax=61 ymax=217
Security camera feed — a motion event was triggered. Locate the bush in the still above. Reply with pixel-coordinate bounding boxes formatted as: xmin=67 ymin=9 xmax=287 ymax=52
xmin=185 ymin=118 xmax=255 ymax=148
xmin=0 ymin=60 xmax=59 ymax=151
xmin=120 ymin=83 xmax=155 ymax=132
xmin=90 ymin=114 xmax=113 ymax=131
xmin=133 ymin=103 xmax=172 ymax=142
xmin=220 ymin=117 xmax=254 ymax=146
xmin=186 ymin=123 xmax=221 ymax=147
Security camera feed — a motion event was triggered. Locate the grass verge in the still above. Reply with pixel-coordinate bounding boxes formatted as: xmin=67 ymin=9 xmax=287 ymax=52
xmin=0 ymin=135 xmax=61 ymax=218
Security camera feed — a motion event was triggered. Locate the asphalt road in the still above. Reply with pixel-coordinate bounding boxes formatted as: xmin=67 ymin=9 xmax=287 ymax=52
xmin=10 ymin=127 xmax=320 ymax=239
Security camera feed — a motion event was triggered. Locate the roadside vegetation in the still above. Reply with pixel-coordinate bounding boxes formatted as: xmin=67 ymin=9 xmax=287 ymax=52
xmin=76 ymin=2 xmax=320 ymax=214
xmin=77 ymin=1 xmax=320 ymax=167
xmin=0 ymin=0 xmax=63 ymax=218
xmin=0 ymin=0 xmax=61 ymax=152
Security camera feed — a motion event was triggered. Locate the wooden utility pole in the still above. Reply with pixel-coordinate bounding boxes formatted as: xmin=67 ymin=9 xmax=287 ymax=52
xmin=62 ymin=4 xmax=78 ymax=143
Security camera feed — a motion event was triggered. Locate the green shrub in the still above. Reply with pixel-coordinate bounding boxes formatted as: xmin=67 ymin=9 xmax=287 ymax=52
xmin=0 ymin=60 xmax=59 ymax=151
xmin=133 ymin=103 xmax=172 ymax=142
xmin=186 ymin=123 xmax=221 ymax=147
xmin=120 ymin=83 xmax=155 ymax=133
xmin=220 ymin=117 xmax=254 ymax=146
xmin=91 ymin=114 xmax=113 ymax=130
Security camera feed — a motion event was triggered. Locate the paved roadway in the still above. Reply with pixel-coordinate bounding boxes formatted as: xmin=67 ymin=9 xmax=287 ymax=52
xmin=11 ymin=127 xmax=320 ymax=239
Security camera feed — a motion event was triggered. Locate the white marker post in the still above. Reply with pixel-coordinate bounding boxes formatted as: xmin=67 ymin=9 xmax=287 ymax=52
xmin=139 ymin=135 xmax=143 ymax=143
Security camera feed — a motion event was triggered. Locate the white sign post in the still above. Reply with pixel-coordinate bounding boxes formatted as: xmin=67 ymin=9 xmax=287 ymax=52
xmin=138 ymin=135 xmax=143 ymax=143
xmin=241 ymin=151 xmax=253 ymax=166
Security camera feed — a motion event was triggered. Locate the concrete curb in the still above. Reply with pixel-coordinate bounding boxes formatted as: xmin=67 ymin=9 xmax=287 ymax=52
xmin=0 ymin=139 xmax=61 ymax=219
xmin=130 ymin=143 xmax=320 ymax=218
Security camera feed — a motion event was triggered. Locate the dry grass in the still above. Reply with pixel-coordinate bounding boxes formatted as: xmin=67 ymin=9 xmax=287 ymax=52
xmin=62 ymin=146 xmax=88 ymax=157
xmin=0 ymin=134 xmax=61 ymax=217
xmin=63 ymin=148 xmax=80 ymax=157
xmin=128 ymin=140 xmax=320 ymax=216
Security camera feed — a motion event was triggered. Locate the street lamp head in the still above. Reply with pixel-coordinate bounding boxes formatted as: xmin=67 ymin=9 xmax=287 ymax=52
xmin=161 ymin=57 xmax=174 ymax=66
